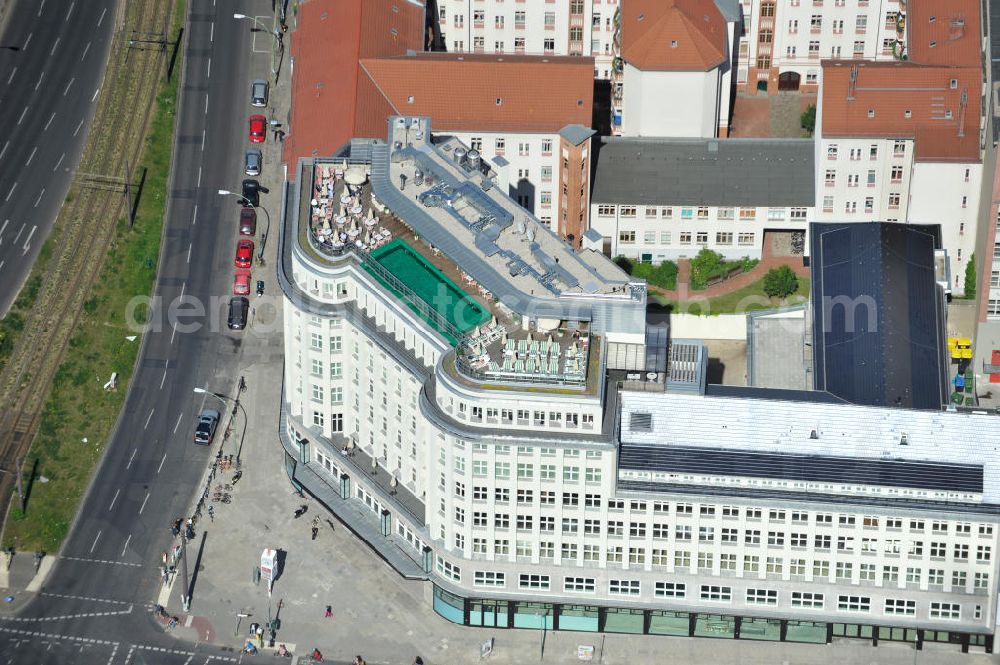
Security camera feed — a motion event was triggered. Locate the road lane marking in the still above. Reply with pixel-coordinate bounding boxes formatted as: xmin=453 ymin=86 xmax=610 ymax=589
xmin=89 ymin=530 xmax=102 ymax=554
xmin=201 ymin=129 xmax=205 ymax=151
xmin=44 ymin=112 xmax=55 ymax=131
xmin=0 ymin=141 xmax=8 ymax=160
xmin=197 ymin=167 xmax=201 ymax=187
xmin=186 ymin=242 xmax=192 ymax=263
xmin=5 ymin=182 xmax=16 ymax=201
xmin=6 ymin=66 xmax=15 ymax=84
xmin=53 ymin=152 xmax=64 ymax=171
xmin=192 ymin=204 xmax=198 ymax=225
xmin=204 ymin=93 xmax=208 ymax=115
xmin=108 ymin=489 xmax=120 ymax=511
xmin=65 ymin=1 xmax=75 ymax=21
xmin=138 ymin=492 xmax=150 ymax=514
xmin=63 ymin=77 xmax=74 ymax=96
xmin=160 ymin=369 xmax=167 ymax=389
xmin=170 ymin=321 xmax=177 ymax=344
xmin=22 ymin=33 xmax=31 ymax=51
xmin=157 ymin=454 xmax=166 ymax=474
xmin=37 ymin=0 xmax=45 ymax=17
xmin=210 ymin=22 xmax=214 ymax=42
xmin=33 ymin=189 xmax=44 ymax=208
xmin=0 ymin=219 xmax=9 ymax=240
xmin=74 ymin=118 xmax=84 ymax=136
xmin=206 ymin=58 xmax=211 ymax=79
xmin=144 ymin=407 xmax=154 ymax=430
xmin=22 ymin=225 xmax=36 ymax=253
xmin=24 ymin=147 xmax=36 ymax=166
xmin=34 ymin=71 xmax=44 ymax=90
xmin=82 ymin=40 xmax=90 ymax=60
xmin=12 ymin=223 xmax=24 ymax=244
xmin=173 ymin=412 xmax=183 ymax=434
xmin=49 ymin=37 xmax=60 ymax=56
xmin=0 ymin=261 xmax=4 ymax=272
xmin=97 ymin=7 xmax=107 ymax=26
xmin=16 ymin=107 xmax=28 ymax=125
xmin=126 ymin=448 xmax=137 ymax=469
xmin=120 ymin=534 xmax=131 ymax=557
xmin=91 ymin=88 xmax=99 ymax=102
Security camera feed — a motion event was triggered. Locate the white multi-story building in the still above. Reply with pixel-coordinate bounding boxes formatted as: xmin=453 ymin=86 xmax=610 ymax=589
xmin=277 ymin=116 xmax=1000 ymax=653
xmin=610 ymin=0 xmax=740 ymax=137
xmin=437 ymin=0 xmax=617 ymax=78
xmin=815 ymin=59 xmax=983 ymax=294
xmin=738 ymin=0 xmax=904 ymax=93
xmin=589 ymin=137 xmax=814 ymax=261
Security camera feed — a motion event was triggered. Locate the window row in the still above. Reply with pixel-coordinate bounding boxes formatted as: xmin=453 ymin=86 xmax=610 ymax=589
xmin=598 ymin=205 xmax=808 ymax=221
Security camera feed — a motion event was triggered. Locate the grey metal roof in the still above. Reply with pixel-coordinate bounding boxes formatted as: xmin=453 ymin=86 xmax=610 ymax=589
xmin=619 ymin=443 xmax=984 ymax=493
xmin=559 ymin=124 xmax=596 ymax=146
xmin=590 ymin=137 xmax=815 ymax=207
xmin=713 ymin=0 xmax=742 ymax=24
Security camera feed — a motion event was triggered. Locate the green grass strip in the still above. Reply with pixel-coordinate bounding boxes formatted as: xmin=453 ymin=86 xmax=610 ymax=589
xmin=4 ymin=0 xmax=185 ymax=552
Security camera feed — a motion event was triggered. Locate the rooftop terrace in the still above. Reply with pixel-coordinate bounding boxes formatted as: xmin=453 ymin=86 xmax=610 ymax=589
xmin=292 ymin=117 xmax=647 ymax=338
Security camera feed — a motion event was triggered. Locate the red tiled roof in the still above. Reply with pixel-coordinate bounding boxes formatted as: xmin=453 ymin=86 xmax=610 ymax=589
xmin=358 ymin=53 xmax=594 ymax=134
xmin=284 ymin=0 xmax=425 ymax=175
xmin=821 ymin=61 xmax=980 ymax=162
xmin=620 ymin=0 xmax=727 ymax=71
xmin=906 ymin=0 xmax=980 ymax=67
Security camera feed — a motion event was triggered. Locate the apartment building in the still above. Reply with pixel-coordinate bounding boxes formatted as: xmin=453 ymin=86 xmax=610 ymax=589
xmin=813 ymin=0 xmax=984 ymax=295
xmin=277 ymin=115 xmax=1000 ymax=652
xmin=437 ymin=0 xmax=617 ymax=78
xmin=610 ymin=0 xmax=740 ymax=137
xmin=739 ymin=0 xmax=904 ymax=93
xmin=589 ymin=137 xmax=814 ymax=261
xmin=287 ymin=2 xmax=597 ymax=245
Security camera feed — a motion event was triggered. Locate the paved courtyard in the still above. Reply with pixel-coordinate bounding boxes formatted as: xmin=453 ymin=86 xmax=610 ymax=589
xmin=730 ymin=91 xmax=817 ymax=138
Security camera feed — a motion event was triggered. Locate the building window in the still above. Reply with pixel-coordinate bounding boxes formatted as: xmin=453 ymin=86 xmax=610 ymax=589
xmin=885 ymin=599 xmax=915 ymax=616
xmin=519 ymin=574 xmax=549 ymax=590
xmin=618 ymin=231 xmax=635 ymax=244
xmin=655 ymin=582 xmax=686 ymax=598
xmin=746 ymin=589 xmax=778 ymax=605
xmin=791 ymin=592 xmax=824 ymax=608
xmin=474 ymin=571 xmax=505 ymax=588
xmin=564 ymin=577 xmax=595 ymax=593
xmin=929 ymin=602 xmax=961 ymax=620
xmin=838 ymin=595 xmax=871 ymax=612
xmin=738 ymin=233 xmax=754 ymax=246
xmin=700 ymin=585 xmax=732 ymax=602
xmin=609 ymin=579 xmax=640 ymax=596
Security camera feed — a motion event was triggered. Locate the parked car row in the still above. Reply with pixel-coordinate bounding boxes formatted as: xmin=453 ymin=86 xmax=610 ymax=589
xmin=227 ymin=80 xmax=269 ymax=331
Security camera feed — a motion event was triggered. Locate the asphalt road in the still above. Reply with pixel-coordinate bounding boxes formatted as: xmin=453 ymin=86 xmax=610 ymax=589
xmin=0 ymin=0 xmax=117 ymax=316
xmin=0 ymin=0 xmax=277 ymax=662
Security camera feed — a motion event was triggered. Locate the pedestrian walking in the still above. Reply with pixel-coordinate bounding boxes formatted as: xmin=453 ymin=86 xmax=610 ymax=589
xmin=207 ymin=505 xmax=214 ymax=522
xmin=324 ymin=605 xmax=332 ymax=618
xmin=311 ymin=526 xmax=319 ymax=540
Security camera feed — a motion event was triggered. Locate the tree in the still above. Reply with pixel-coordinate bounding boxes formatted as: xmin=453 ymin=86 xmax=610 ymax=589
xmin=689 ymin=248 xmax=724 ymax=289
xmin=763 ymin=265 xmax=799 ymax=299
xmin=964 ymin=253 xmax=976 ymax=299
xmin=800 ymin=105 xmax=816 ymax=135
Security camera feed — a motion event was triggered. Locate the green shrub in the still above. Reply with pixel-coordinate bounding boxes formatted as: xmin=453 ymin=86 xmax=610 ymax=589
xmin=762 ymin=265 xmax=799 ymax=299
xmin=964 ymin=254 xmax=976 ymax=299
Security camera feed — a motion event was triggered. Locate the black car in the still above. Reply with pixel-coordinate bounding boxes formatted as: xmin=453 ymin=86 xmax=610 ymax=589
xmin=241 ymin=179 xmax=260 ymax=207
xmin=228 ymin=296 xmax=249 ymax=330
xmin=193 ymin=409 xmax=221 ymax=445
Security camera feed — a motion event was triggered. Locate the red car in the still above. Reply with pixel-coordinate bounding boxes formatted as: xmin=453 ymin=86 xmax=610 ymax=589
xmin=239 ymin=207 xmax=257 ymax=236
xmin=233 ymin=269 xmax=252 ymax=295
xmin=248 ymin=115 xmax=266 ymax=143
xmin=235 ymin=239 xmax=254 ymax=269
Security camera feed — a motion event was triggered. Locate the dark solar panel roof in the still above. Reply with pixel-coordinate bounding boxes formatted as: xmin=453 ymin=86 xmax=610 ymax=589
xmin=705 ymin=384 xmax=849 ymax=404
xmin=619 ymin=443 xmax=984 ymax=493
xmin=809 ymin=222 xmax=948 ymax=410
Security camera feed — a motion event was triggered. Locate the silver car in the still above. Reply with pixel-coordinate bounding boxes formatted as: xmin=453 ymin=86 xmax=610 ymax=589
xmin=250 ymin=79 xmax=268 ymax=107
xmin=245 ymin=149 xmax=261 ymax=176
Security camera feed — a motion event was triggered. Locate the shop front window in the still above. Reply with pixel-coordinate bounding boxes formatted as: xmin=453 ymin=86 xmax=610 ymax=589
xmin=433 ymin=586 xmax=465 ymax=624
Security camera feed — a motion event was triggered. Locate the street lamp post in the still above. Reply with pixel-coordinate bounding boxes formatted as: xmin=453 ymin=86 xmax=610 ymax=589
xmin=219 ymin=189 xmax=270 ymax=265
xmin=233 ymin=13 xmax=283 ymax=81
xmin=193 ymin=387 xmax=249 ymax=466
